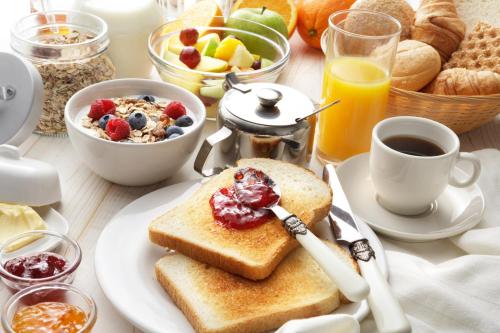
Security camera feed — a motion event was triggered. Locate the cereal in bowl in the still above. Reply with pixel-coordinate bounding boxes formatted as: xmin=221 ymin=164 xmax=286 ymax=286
xmin=81 ymin=96 xmax=195 ymax=143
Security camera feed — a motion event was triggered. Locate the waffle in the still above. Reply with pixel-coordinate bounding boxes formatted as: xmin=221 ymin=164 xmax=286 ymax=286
xmin=444 ymin=22 xmax=500 ymax=74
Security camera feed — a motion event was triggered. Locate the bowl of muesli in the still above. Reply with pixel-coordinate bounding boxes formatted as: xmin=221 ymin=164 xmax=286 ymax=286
xmin=65 ymin=78 xmax=205 ymax=186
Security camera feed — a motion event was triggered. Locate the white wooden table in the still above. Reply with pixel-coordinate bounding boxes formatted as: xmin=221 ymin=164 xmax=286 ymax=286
xmin=1 ymin=3 xmax=499 ymax=333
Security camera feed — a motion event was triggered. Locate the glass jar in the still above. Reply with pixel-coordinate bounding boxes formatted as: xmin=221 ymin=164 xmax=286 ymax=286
xmin=11 ymin=11 xmax=116 ymax=136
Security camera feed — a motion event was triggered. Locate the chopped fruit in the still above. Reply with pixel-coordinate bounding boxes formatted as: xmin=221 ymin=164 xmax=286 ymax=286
xmin=195 ymin=33 xmax=220 ymax=53
xmin=138 ymin=95 xmax=155 ymax=102
xmin=128 ymin=111 xmax=147 ymax=130
xmin=180 ymin=28 xmax=199 ymax=46
xmin=252 ymin=54 xmax=261 ymax=61
xmin=228 ymin=44 xmax=254 ymax=68
xmin=251 ymin=59 xmax=262 ymax=70
xmin=195 ymin=56 xmax=228 ymax=72
xmin=88 ymin=99 xmax=116 ymax=120
xmin=167 ymin=125 xmax=184 ymax=138
xmin=231 ymin=66 xmax=242 ymax=72
xmin=106 ymin=118 xmax=130 ymax=141
xmin=180 ymin=47 xmax=201 ymax=69
xmin=200 ymin=80 xmax=225 ymax=99
xmin=214 ymin=36 xmax=245 ymax=61
xmin=98 ymin=114 xmax=116 ymax=129
xmin=261 ymin=58 xmax=274 ymax=68
xmin=161 ymin=0 xmax=224 ymax=35
xmin=164 ymin=101 xmax=187 ymax=119
xmin=175 ymin=115 xmax=194 ymax=127
xmin=167 ymin=34 xmax=185 ymax=54
xmin=201 ymin=38 xmax=219 ymax=57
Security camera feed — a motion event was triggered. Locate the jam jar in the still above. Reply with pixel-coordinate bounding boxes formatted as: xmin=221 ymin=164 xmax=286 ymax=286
xmin=11 ymin=10 xmax=115 ymax=136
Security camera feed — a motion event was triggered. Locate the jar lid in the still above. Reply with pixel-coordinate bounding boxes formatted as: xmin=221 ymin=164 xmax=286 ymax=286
xmin=223 ymin=82 xmax=314 ymax=127
xmin=0 ymin=52 xmax=61 ymax=206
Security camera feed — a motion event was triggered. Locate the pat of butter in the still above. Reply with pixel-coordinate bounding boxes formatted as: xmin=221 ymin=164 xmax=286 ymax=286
xmin=0 ymin=203 xmax=48 ymax=252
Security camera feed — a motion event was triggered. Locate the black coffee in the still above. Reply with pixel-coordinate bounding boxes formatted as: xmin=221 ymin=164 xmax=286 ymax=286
xmin=383 ymin=135 xmax=445 ymax=157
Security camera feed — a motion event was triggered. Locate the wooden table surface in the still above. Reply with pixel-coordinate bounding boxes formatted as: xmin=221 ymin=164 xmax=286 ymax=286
xmin=1 ymin=3 xmax=499 ymax=333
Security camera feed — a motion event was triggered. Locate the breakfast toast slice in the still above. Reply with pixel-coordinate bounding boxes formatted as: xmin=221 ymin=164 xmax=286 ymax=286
xmin=148 ymin=158 xmax=332 ymax=280
xmin=155 ymin=241 xmax=357 ymax=333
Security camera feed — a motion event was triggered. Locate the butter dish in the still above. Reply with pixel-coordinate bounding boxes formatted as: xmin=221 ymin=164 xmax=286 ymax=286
xmin=0 ymin=52 xmax=61 ymax=206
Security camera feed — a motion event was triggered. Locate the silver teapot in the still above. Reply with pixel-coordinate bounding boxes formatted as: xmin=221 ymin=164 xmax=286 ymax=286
xmin=194 ymin=74 xmax=334 ymax=177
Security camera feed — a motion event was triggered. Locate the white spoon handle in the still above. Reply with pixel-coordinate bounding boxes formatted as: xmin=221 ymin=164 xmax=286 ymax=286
xmin=358 ymin=259 xmax=411 ymax=333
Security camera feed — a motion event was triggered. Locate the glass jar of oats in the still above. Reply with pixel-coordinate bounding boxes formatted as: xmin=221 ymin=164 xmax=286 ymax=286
xmin=11 ymin=11 xmax=115 ymax=135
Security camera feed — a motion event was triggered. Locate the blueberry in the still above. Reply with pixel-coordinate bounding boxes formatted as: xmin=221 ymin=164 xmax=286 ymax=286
xmin=175 ymin=115 xmax=194 ymax=127
xmin=138 ymin=95 xmax=155 ymax=103
xmin=128 ymin=111 xmax=147 ymax=130
xmin=166 ymin=126 xmax=184 ymax=138
xmin=98 ymin=114 xmax=116 ymax=129
xmin=168 ymin=133 xmax=181 ymax=140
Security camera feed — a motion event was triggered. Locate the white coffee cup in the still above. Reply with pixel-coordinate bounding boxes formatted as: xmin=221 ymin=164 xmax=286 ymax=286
xmin=369 ymin=116 xmax=481 ymax=216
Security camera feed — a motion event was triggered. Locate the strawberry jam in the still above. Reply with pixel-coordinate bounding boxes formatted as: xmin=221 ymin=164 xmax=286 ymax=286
xmin=209 ymin=167 xmax=280 ymax=229
xmin=4 ymin=252 xmax=67 ymax=279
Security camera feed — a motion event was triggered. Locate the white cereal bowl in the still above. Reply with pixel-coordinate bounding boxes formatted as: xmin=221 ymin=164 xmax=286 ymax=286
xmin=65 ymin=79 xmax=205 ymax=186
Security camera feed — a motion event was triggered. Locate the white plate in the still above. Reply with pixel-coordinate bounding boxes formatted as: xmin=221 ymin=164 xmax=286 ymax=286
xmin=95 ymin=180 xmax=388 ymax=333
xmin=336 ymin=153 xmax=485 ymax=242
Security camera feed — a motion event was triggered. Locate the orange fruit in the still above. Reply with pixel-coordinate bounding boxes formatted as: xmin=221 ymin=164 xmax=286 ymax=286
xmin=231 ymin=0 xmax=298 ymax=37
xmin=297 ymin=0 xmax=355 ymax=49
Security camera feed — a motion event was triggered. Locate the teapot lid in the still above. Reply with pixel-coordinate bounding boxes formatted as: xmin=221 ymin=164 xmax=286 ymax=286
xmin=222 ymin=80 xmax=315 ymax=128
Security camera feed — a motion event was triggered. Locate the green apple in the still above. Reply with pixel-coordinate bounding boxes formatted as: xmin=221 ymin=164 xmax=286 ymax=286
xmin=195 ymin=56 xmax=228 ymax=72
xmin=195 ymin=33 xmax=220 ymax=53
xmin=261 ymin=58 xmax=274 ymax=68
xmin=201 ymin=39 xmax=219 ymax=57
xmin=200 ymin=79 xmax=225 ymax=99
xmin=226 ymin=7 xmax=288 ymax=59
xmin=228 ymin=44 xmax=254 ymax=68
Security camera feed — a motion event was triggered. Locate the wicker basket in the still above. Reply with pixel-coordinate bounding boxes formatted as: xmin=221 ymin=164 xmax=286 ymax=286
xmin=387 ymin=88 xmax=500 ymax=134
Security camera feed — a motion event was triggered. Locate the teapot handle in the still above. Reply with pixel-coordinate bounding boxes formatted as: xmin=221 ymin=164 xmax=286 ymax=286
xmin=194 ymin=126 xmax=233 ymax=177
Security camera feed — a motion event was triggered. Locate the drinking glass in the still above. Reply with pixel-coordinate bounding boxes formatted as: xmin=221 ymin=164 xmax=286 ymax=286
xmin=317 ymin=9 xmax=401 ymax=163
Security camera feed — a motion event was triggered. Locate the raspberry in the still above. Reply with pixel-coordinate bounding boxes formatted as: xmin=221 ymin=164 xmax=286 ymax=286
xmin=88 ymin=99 xmax=116 ymax=120
xmin=106 ymin=118 xmax=130 ymax=141
xmin=164 ymin=101 xmax=186 ymax=120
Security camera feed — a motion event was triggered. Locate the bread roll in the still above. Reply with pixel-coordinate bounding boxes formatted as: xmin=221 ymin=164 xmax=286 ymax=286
xmin=351 ymin=0 xmax=415 ymax=40
xmin=425 ymin=68 xmax=500 ymax=95
xmin=411 ymin=0 xmax=466 ymax=63
xmin=392 ymin=40 xmax=441 ymax=91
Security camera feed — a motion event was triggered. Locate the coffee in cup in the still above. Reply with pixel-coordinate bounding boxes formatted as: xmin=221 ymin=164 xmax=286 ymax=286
xmin=369 ymin=116 xmax=481 ymax=216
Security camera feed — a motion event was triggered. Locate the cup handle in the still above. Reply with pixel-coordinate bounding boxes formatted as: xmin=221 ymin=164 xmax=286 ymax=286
xmin=193 ymin=126 xmax=233 ymax=177
xmin=449 ymin=152 xmax=481 ymax=188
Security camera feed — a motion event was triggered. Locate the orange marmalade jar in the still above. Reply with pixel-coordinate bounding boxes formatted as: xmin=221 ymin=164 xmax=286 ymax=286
xmin=1 ymin=283 xmax=96 ymax=333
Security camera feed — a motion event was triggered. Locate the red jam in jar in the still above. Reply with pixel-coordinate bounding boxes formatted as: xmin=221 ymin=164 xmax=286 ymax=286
xmin=12 ymin=302 xmax=87 ymax=333
xmin=209 ymin=167 xmax=280 ymax=229
xmin=4 ymin=252 xmax=67 ymax=279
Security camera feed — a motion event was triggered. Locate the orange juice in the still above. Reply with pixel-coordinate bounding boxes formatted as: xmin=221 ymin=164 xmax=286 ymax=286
xmin=317 ymin=57 xmax=390 ymax=162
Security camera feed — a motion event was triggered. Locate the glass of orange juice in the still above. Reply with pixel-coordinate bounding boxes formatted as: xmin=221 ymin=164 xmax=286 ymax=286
xmin=317 ymin=9 xmax=401 ymax=163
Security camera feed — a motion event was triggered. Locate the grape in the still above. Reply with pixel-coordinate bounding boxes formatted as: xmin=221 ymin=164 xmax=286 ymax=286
xmin=179 ymin=28 xmax=199 ymax=46
xmin=180 ymin=47 xmax=201 ymax=69
xmin=251 ymin=60 xmax=262 ymax=70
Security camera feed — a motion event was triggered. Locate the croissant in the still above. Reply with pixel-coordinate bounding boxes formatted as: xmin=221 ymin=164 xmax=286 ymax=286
xmin=411 ymin=0 xmax=466 ymax=63
xmin=424 ymin=68 xmax=500 ymax=95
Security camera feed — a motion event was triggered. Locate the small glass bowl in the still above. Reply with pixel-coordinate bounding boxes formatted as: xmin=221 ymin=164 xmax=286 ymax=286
xmin=149 ymin=16 xmax=290 ymax=119
xmin=0 ymin=230 xmax=82 ymax=292
xmin=1 ymin=282 xmax=97 ymax=333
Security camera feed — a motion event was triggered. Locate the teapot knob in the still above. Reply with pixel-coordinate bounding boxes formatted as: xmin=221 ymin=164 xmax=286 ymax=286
xmin=256 ymin=88 xmax=282 ymax=108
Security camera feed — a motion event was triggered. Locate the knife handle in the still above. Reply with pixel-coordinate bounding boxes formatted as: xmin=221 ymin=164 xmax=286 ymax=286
xmin=295 ymin=231 xmax=370 ymax=302
xmin=358 ymin=259 xmax=411 ymax=333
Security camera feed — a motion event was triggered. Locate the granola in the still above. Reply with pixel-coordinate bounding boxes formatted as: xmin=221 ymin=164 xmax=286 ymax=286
xmin=31 ymin=30 xmax=115 ymax=135
xmin=81 ymin=96 xmax=195 ymax=143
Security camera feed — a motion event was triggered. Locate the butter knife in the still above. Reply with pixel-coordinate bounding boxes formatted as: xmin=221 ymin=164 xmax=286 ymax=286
xmin=323 ymin=164 xmax=411 ymax=333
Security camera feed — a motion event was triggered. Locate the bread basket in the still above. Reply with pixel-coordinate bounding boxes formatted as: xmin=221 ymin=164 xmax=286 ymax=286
xmin=388 ymin=88 xmax=500 ymax=134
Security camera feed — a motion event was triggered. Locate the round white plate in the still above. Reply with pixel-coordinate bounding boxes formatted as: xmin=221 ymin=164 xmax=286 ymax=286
xmin=337 ymin=153 xmax=485 ymax=242
xmin=0 ymin=206 xmax=69 ymax=251
xmin=95 ymin=180 xmax=388 ymax=333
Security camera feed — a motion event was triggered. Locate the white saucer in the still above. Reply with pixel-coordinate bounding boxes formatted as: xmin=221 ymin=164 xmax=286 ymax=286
xmin=336 ymin=153 xmax=485 ymax=242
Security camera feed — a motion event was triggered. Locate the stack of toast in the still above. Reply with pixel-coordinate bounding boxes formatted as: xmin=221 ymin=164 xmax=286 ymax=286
xmin=149 ymin=158 xmax=359 ymax=333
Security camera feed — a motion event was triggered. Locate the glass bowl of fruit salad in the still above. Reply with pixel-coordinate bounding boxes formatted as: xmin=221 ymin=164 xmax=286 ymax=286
xmin=64 ymin=78 xmax=206 ymax=186
xmin=0 ymin=231 xmax=82 ymax=293
xmin=148 ymin=17 xmax=290 ymax=119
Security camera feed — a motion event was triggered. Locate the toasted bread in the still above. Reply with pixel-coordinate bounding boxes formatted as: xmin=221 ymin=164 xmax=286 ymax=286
xmin=149 ymin=158 xmax=332 ymax=280
xmin=155 ymin=241 xmax=357 ymax=333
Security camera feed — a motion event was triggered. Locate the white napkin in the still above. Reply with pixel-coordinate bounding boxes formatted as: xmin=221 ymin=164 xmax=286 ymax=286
xmin=278 ymin=149 xmax=500 ymax=333
xmin=276 ymin=314 xmax=359 ymax=333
